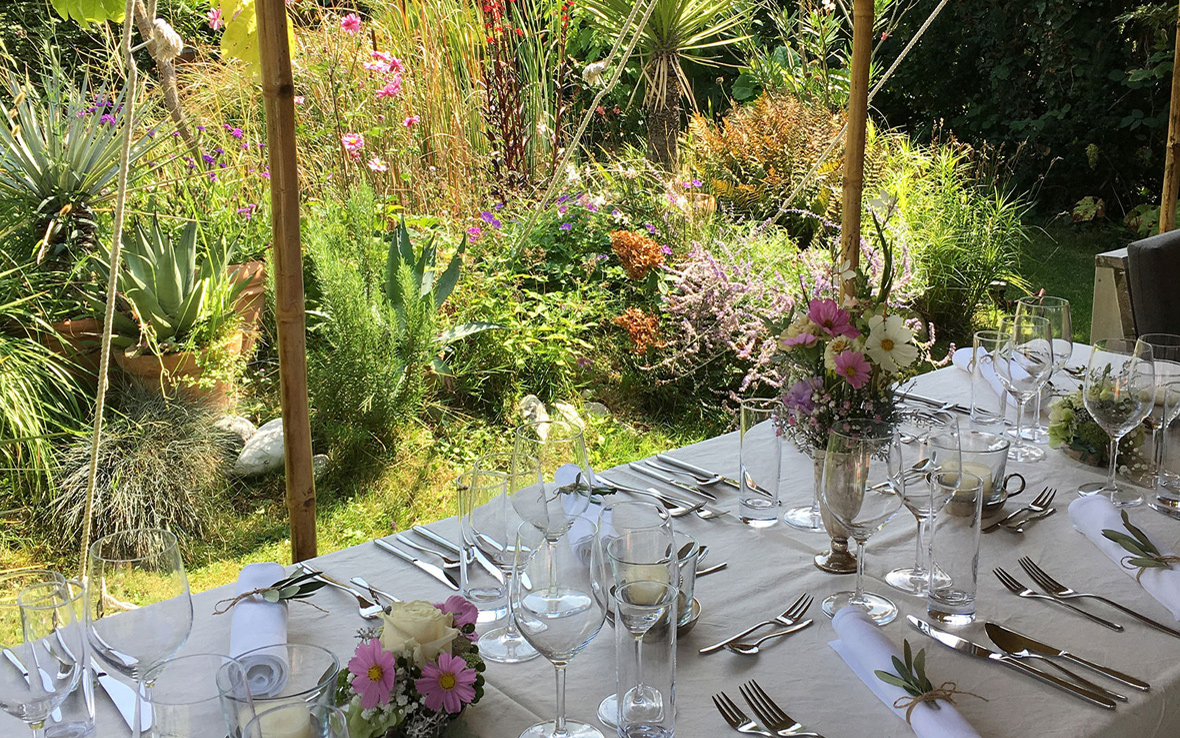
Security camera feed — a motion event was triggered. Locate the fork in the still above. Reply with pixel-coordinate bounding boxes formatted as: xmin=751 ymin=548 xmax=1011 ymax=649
xmin=1018 ymin=556 xmax=1180 ymax=639
xmin=349 ymin=576 xmax=400 ymax=605
xmin=393 ymin=534 xmax=460 ymax=568
xmin=598 ymin=475 xmax=705 ymax=518
xmin=645 ymin=459 xmax=726 ymax=487
xmin=1002 ymin=507 xmax=1057 ymax=533
xmin=740 ymin=680 xmax=826 ymax=737
xmin=992 ymin=567 xmax=1123 ymax=631
xmin=714 ymin=691 xmax=772 ymax=736
xmin=297 ymin=563 xmax=385 ymax=620
xmin=984 ymin=487 xmax=1055 ymax=532
xmin=700 ymin=594 xmax=813 ymax=654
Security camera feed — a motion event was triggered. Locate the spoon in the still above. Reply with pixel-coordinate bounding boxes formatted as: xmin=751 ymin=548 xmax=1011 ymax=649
xmin=726 ymin=619 xmax=814 ymax=655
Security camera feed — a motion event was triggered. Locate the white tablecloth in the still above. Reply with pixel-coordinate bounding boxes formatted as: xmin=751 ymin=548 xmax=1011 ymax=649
xmin=32 ymin=348 xmax=1180 ymax=737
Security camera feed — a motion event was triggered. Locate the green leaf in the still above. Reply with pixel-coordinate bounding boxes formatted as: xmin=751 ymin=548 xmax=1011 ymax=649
xmin=874 ymin=671 xmax=913 ymax=691
xmin=1127 ymin=557 xmax=1169 ymax=569
xmin=903 ymin=639 xmax=912 ymax=671
xmin=433 ymin=237 xmax=466 ymax=310
xmin=891 ymin=655 xmax=907 ymax=678
xmin=262 ymin=589 xmax=281 ymax=602
xmin=1121 ymin=511 xmax=1160 ymax=556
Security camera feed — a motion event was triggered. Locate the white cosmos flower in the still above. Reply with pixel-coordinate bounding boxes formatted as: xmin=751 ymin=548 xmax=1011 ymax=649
xmin=864 ymin=313 xmax=917 ymax=373
xmin=823 ymin=334 xmax=863 ymax=372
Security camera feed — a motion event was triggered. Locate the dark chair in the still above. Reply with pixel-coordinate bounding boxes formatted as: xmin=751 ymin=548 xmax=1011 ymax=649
xmin=1127 ymin=230 xmax=1180 ymax=336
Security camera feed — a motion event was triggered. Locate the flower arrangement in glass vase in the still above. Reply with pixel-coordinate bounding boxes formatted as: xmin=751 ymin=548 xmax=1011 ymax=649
xmin=336 ymin=597 xmax=486 ymax=738
xmin=771 ymin=227 xmax=932 ymax=455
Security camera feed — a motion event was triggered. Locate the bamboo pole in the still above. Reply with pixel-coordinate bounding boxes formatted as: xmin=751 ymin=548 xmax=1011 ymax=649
xmin=256 ymin=0 xmax=317 ymax=562
xmin=1160 ymin=1 xmax=1180 ymax=234
xmin=840 ymin=0 xmax=874 ymax=297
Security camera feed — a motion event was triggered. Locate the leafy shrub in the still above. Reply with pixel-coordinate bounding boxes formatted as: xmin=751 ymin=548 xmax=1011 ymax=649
xmin=50 ymin=386 xmax=239 ymax=547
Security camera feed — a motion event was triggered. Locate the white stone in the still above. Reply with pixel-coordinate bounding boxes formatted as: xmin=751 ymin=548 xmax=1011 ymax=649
xmin=232 ymin=417 xmax=285 ymax=476
xmin=312 ymin=454 xmax=330 ymax=481
xmin=215 ymin=414 xmax=257 ymax=444
xmin=519 ymin=394 xmax=549 ymax=428
xmin=553 ymin=401 xmax=585 ymax=430
xmin=584 ymin=401 xmax=611 ymax=417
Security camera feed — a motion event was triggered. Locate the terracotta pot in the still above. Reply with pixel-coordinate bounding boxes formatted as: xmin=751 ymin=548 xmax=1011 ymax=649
xmin=113 ymin=331 xmax=244 ymax=411
xmin=44 ymin=317 xmax=105 ymax=379
xmin=228 ymin=260 xmax=267 ymax=356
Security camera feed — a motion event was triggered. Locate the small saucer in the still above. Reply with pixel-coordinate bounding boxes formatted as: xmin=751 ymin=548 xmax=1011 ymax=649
xmin=678 ymin=598 xmax=702 ymax=637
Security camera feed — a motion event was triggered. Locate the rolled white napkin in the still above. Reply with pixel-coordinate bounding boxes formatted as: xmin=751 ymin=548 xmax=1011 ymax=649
xmin=228 ymin=562 xmax=290 ymax=697
xmin=829 ymin=608 xmax=981 ymax=738
xmin=1068 ymin=496 xmax=1180 ymax=620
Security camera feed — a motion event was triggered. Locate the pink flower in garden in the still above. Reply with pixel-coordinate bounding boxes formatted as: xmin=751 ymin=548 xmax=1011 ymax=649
xmin=377 ymin=75 xmax=403 ymax=99
xmin=293 ymin=95 xmax=305 ymax=105
xmin=834 ymin=350 xmax=871 ymax=389
xmin=207 ymin=8 xmax=223 ymax=30
xmin=367 ymin=157 xmax=388 ymax=172
xmin=467 ymin=226 xmax=482 ymax=240
xmin=415 ymin=652 xmax=477 ymax=714
xmin=348 ymin=639 xmax=397 ymax=711
xmin=807 ymin=298 xmax=859 ymax=339
xmin=341 ymin=133 xmax=364 ymax=151
xmin=340 ymin=12 xmax=362 ymax=33
xmin=403 ymin=115 xmax=420 ymax=127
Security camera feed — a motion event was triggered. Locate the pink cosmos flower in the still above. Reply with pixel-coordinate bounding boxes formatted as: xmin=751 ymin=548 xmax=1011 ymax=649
xmin=403 ymin=115 xmax=420 ymax=128
xmin=207 ymin=8 xmax=223 ymax=30
xmin=293 ymin=95 xmax=305 ymax=105
xmin=415 ymin=652 xmax=477 ymax=714
xmin=834 ymin=350 xmax=871 ymax=390
xmin=435 ymin=596 xmax=479 ymax=641
xmin=340 ymin=13 xmax=362 ymax=33
xmin=367 ymin=157 xmax=388 ymax=172
xmin=807 ymin=298 xmax=859 ymax=339
xmin=347 ymin=639 xmax=396 ymax=711
xmin=365 ymin=51 xmax=393 ymax=73
xmin=783 ymin=332 xmax=818 ymax=349
xmin=341 ymin=133 xmax=364 ymax=151
xmin=377 ymin=75 xmax=403 ymax=99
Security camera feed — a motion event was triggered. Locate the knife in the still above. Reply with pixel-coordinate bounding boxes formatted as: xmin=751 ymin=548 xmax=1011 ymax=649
xmin=3 ymin=647 xmax=63 ymax=723
xmin=374 ymin=539 xmax=460 ymax=590
xmin=899 ymin=392 xmax=972 ymax=415
xmin=655 ymin=454 xmax=741 ymax=490
xmin=413 ymin=526 xmax=505 ymax=585
xmin=984 ymin=622 xmax=1149 ymax=691
xmin=629 ymin=462 xmax=718 ymax=501
xmin=94 ymin=666 xmax=151 ymax=732
xmin=907 ymin=615 xmax=1116 ymax=709
xmin=985 ymin=623 xmax=1127 ymax=702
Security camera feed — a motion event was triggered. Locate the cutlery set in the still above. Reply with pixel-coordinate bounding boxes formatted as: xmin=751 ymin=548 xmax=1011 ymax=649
xmin=599 ymin=455 xmax=752 ymax=520
xmin=714 ymin=680 xmax=826 ymax=737
xmin=983 ymin=487 xmax=1056 ymax=533
xmin=700 ymin=593 xmax=814 ymax=655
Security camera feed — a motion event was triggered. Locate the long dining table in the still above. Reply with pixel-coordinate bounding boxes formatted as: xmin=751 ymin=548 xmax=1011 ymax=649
xmin=28 ymin=347 xmax=1180 ymax=737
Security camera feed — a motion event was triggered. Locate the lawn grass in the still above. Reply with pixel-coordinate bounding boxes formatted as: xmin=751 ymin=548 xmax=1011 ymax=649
xmin=1016 ymin=217 xmax=1133 ymax=343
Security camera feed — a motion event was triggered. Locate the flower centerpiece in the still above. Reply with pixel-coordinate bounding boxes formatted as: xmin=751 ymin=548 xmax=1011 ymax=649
xmin=336 ymin=597 xmax=486 ymax=738
xmin=1048 ymin=390 xmax=1151 ymax=483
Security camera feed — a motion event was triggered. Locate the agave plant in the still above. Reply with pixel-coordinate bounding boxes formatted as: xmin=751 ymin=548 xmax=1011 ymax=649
xmin=109 ymin=217 xmax=244 ymax=355
xmin=584 ymin=0 xmax=749 ymax=166
xmin=0 ymin=61 xmax=164 ymax=263
xmin=383 ymin=219 xmax=501 ymax=376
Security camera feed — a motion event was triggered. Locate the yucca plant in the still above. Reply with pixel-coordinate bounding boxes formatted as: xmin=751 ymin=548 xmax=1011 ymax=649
xmin=584 ymin=0 xmax=749 ymax=166
xmin=108 ymin=216 xmax=245 ymax=355
xmin=0 ymin=61 xmax=165 ymax=263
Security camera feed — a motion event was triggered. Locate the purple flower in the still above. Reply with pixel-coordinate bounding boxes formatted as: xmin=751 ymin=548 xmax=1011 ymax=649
xmin=230 ymin=127 xmax=243 ymax=139
xmin=467 ymin=226 xmax=482 ymax=240
xmin=202 ymin=153 xmax=216 ymax=164
xmin=785 ymin=379 xmax=818 ymax=413
xmin=661 ymin=245 xmax=672 ymax=255
xmin=480 ymin=211 xmax=494 ymax=223
xmin=560 ymin=223 xmax=572 ymax=231
xmin=783 ymin=332 xmax=818 ymax=349
xmin=99 ymin=114 xmax=116 ymax=126
xmin=558 ymin=204 xmax=568 ymax=214
xmin=807 ymin=298 xmax=859 ymax=339
xmin=494 ymin=203 xmax=504 ymax=211
xmin=611 ymin=209 xmax=621 ymax=217
xmin=645 ymin=223 xmax=657 ymax=234
xmin=207 ymin=171 xmax=218 ymax=182
xmin=558 ymin=194 xmax=570 ymax=203
xmin=691 ymin=179 xmax=702 ymax=187
xmin=172 ymin=130 xmax=181 ymax=137
xmin=576 ymin=356 xmax=594 ymax=369
xmin=196 ymin=125 xmax=206 ymax=132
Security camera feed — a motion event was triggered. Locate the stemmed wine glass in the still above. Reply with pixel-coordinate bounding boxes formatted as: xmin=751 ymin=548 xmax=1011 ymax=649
xmin=86 ymin=529 xmax=193 ymax=689
xmin=464 ymin=453 xmax=541 ymax=664
xmin=1014 ymin=295 xmax=1073 ymax=443
xmin=1135 ymin=334 xmax=1180 ymax=516
xmin=819 ymin=420 xmax=904 ymax=625
xmin=1079 ymin=339 xmax=1155 ymax=507
xmin=0 ymin=579 xmax=86 ymax=738
xmin=884 ymin=411 xmax=959 ymax=596
xmin=592 ymin=502 xmax=674 ymax=728
xmin=513 ymin=516 xmax=607 ymax=738
xmin=994 ymin=314 xmax=1054 ymax=462
xmin=511 ymin=420 xmax=593 ymax=539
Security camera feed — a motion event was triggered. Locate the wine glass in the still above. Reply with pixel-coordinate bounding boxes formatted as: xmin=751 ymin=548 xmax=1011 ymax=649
xmin=884 ymin=411 xmax=959 ymax=596
xmin=1014 ymin=296 xmax=1073 ymax=444
xmin=86 ymin=529 xmax=193 ymax=683
xmin=464 ymin=453 xmax=540 ymax=664
xmin=1080 ymin=339 xmax=1155 ymax=507
xmin=513 ymin=516 xmax=607 ymax=738
xmin=511 ymin=420 xmax=593 ymax=539
xmin=994 ymin=314 xmax=1054 ymax=462
xmin=820 ymin=420 xmax=904 ymax=625
xmin=592 ymin=502 xmax=674 ymax=728
xmin=0 ymin=579 xmax=86 ymax=738
xmin=1135 ymin=334 xmax=1180 ymax=517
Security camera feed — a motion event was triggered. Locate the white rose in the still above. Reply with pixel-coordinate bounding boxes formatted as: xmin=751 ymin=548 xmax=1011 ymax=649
xmin=379 ymin=601 xmax=460 ymax=665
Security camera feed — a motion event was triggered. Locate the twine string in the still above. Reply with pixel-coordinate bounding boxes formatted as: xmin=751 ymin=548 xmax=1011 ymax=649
xmin=1120 ymin=554 xmax=1180 ymax=582
xmin=892 ymin=682 xmax=987 ymax=724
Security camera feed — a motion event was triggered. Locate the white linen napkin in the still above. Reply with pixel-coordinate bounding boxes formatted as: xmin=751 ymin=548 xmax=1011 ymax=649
xmin=1068 ymin=496 xmax=1180 ymax=620
xmin=228 ymin=562 xmax=290 ymax=697
xmin=952 ymin=346 xmax=1013 ymax=401
xmin=829 ymin=608 xmax=981 ymax=738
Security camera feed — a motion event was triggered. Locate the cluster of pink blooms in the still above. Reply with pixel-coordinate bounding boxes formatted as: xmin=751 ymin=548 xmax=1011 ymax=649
xmin=346 ymin=596 xmax=479 ymax=714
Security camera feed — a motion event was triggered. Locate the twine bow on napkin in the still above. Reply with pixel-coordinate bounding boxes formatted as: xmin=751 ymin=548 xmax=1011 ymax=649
xmin=214 ymin=570 xmax=328 ymax=614
xmin=1101 ymin=510 xmax=1180 ymax=582
xmin=892 ymin=682 xmax=987 ymax=725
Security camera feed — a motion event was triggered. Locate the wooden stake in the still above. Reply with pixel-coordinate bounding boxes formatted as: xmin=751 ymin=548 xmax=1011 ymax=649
xmin=1160 ymin=2 xmax=1180 ymax=234
xmin=256 ymin=0 xmax=317 ymax=562
xmin=840 ymin=0 xmax=874 ymax=297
